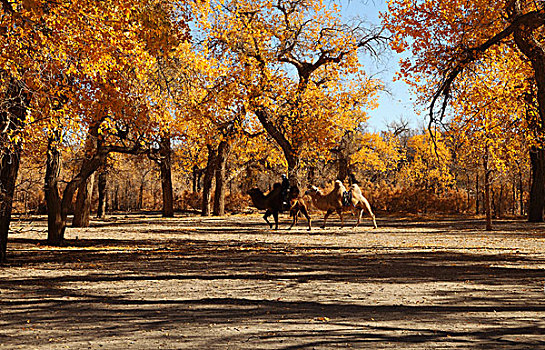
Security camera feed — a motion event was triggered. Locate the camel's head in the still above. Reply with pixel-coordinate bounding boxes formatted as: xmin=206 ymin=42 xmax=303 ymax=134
xmin=305 ymin=186 xmax=320 ymax=196
xmin=247 ymin=188 xmax=262 ymax=199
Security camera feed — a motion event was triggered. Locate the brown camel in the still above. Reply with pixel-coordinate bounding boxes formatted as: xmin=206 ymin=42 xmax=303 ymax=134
xmin=286 ymin=185 xmax=312 ymax=231
xmin=248 ymin=183 xmax=311 ymax=230
xmin=306 ymin=180 xmax=377 ymax=229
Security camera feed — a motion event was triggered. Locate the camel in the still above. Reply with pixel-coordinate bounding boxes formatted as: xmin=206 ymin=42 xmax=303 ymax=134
xmin=248 ymin=183 xmax=311 ymax=230
xmin=306 ymin=180 xmax=377 ymax=229
xmin=286 ymin=185 xmax=312 ymax=231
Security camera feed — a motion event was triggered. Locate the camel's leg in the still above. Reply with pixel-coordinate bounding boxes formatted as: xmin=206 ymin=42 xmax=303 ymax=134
xmin=273 ymin=210 xmax=279 ymax=230
xmin=288 ymin=208 xmax=298 ymax=230
xmin=288 ymin=200 xmax=297 ymax=230
xmin=353 ymin=208 xmax=363 ymax=228
xmin=263 ymin=210 xmax=273 ymax=228
xmin=300 ymin=205 xmax=311 ymax=231
xmin=361 ymin=197 xmax=378 ymax=228
xmin=337 ymin=209 xmax=344 ymax=228
xmin=322 ymin=209 xmax=333 ymax=229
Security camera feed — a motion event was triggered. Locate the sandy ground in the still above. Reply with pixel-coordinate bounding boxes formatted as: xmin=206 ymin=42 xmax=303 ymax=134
xmin=1 ymin=212 xmax=545 ymax=349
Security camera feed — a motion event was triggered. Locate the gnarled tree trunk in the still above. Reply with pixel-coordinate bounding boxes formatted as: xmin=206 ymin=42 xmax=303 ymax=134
xmin=483 ymin=150 xmax=492 ymax=231
xmin=46 ymin=121 xmax=111 ymax=245
xmin=213 ymin=140 xmax=231 ymax=216
xmin=72 ymin=172 xmax=95 ymax=227
xmin=72 ymin=130 xmax=100 ymax=226
xmin=0 ymin=147 xmax=20 ymax=262
xmin=0 ymin=79 xmax=28 ymax=262
xmin=96 ymin=170 xmax=107 ymax=219
xmin=159 ymin=135 xmax=174 ymax=217
xmin=52 ymin=151 xmax=105 ymax=244
xmin=254 ymin=109 xmax=301 ymax=187
xmin=45 ymin=132 xmax=64 ymax=245
xmin=336 ymin=157 xmax=349 ymax=183
xmin=201 ymin=144 xmax=217 ymax=216
xmin=528 ymin=147 xmax=545 ymax=221
xmin=509 ymin=1 xmax=545 ymax=221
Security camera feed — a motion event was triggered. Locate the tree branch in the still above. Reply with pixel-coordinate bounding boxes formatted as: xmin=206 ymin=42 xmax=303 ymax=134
xmin=429 ymin=8 xmax=545 ymax=125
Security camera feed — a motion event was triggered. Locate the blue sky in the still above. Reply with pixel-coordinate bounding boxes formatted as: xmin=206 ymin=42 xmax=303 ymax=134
xmin=339 ymin=0 xmax=423 ymax=131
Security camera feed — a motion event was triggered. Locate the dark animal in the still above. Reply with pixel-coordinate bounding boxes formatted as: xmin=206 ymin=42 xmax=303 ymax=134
xmin=248 ymin=183 xmax=311 ymax=230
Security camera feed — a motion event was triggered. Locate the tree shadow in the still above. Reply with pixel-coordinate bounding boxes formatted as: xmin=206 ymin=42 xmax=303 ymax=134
xmin=3 ymin=215 xmax=545 ymax=348
xmin=2 ymin=295 xmax=544 ymax=348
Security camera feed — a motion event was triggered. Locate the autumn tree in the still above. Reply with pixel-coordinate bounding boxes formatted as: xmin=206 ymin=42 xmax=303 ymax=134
xmin=384 ymin=0 xmax=545 ymax=221
xmin=0 ymin=0 xmax=190 ymax=256
xmin=396 ymin=132 xmax=455 ymax=193
xmin=157 ymin=24 xmax=274 ymax=216
xmin=1 ymin=0 xmax=43 ymax=261
xmin=197 ymin=0 xmax=386 ymax=186
xmin=0 ymin=80 xmax=28 ymax=262
xmin=443 ymin=60 xmax=530 ymax=228
xmin=147 ymin=130 xmax=175 ymax=217
xmin=71 ymin=133 xmax=98 ymax=227
xmin=152 ymin=43 xmax=222 ymax=216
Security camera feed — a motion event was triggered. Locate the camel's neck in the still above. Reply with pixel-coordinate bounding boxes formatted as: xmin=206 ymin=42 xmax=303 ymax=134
xmin=310 ymin=190 xmax=329 ymax=208
xmin=312 ymin=190 xmax=327 ymax=200
xmin=249 ymin=192 xmax=267 ymax=209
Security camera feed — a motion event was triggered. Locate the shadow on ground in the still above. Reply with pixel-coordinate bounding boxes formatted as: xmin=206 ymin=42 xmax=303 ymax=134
xmin=2 ymin=215 xmax=545 ymax=349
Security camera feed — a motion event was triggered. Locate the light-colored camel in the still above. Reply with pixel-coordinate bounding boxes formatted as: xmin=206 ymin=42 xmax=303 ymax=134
xmin=306 ymin=180 xmax=377 ymax=229
xmin=248 ymin=183 xmax=311 ymax=230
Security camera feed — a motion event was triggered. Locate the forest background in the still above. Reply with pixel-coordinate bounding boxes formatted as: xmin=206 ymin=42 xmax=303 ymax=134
xmin=2 ymin=0 xmax=543 ymax=262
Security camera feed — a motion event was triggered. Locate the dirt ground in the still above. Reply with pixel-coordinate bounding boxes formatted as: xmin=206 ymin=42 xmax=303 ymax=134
xmin=1 ymin=212 xmax=545 ymax=349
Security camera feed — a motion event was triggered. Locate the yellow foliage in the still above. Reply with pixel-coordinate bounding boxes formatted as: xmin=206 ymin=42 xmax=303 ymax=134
xmin=1 ymin=0 xmax=191 ymax=153
xmin=396 ymin=133 xmax=455 ymax=192
xmin=190 ymin=0 xmax=383 ymax=168
xmin=382 ymin=0 xmax=537 ymax=185
xmin=352 ymin=132 xmax=403 ymax=173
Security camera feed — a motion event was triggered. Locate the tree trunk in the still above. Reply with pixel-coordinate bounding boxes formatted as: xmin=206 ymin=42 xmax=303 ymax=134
xmin=201 ymin=145 xmax=217 ymax=216
xmin=512 ymin=179 xmax=516 ymax=216
xmin=491 ymin=187 xmax=496 ymax=218
xmin=498 ymin=184 xmax=503 ymax=218
xmin=528 ymin=147 xmax=545 ymax=222
xmin=45 ymin=133 xmax=65 ymax=245
xmin=213 ymin=140 xmax=231 ymax=216
xmin=72 ymin=172 xmax=95 ymax=227
xmin=57 ymin=153 xmax=105 ymax=243
xmin=97 ymin=170 xmax=107 ymax=219
xmin=46 ymin=136 xmax=106 ymax=246
xmin=113 ymin=183 xmax=119 ymax=211
xmin=0 ymin=147 xmax=21 ymax=262
xmin=466 ymin=174 xmax=471 ymax=211
xmin=475 ymin=173 xmax=480 ymax=215
xmin=137 ymin=181 xmax=144 ymax=210
xmin=254 ymin=109 xmax=301 ymax=187
xmin=337 ymin=157 xmax=349 ymax=183
xmin=519 ymin=169 xmax=524 ymax=216
xmin=307 ymin=164 xmax=316 ymax=185
xmin=197 ymin=168 xmax=202 ymax=192
xmin=483 ymin=151 xmax=492 ymax=231
xmin=159 ymin=135 xmax=174 ymax=217
xmin=192 ymin=165 xmax=199 ymax=193
xmin=0 ymin=79 xmax=28 ymax=262
xmin=72 ymin=127 xmax=100 ymax=226
xmin=337 ymin=154 xmax=348 ymax=182
xmin=510 ymin=3 xmax=545 ymax=222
